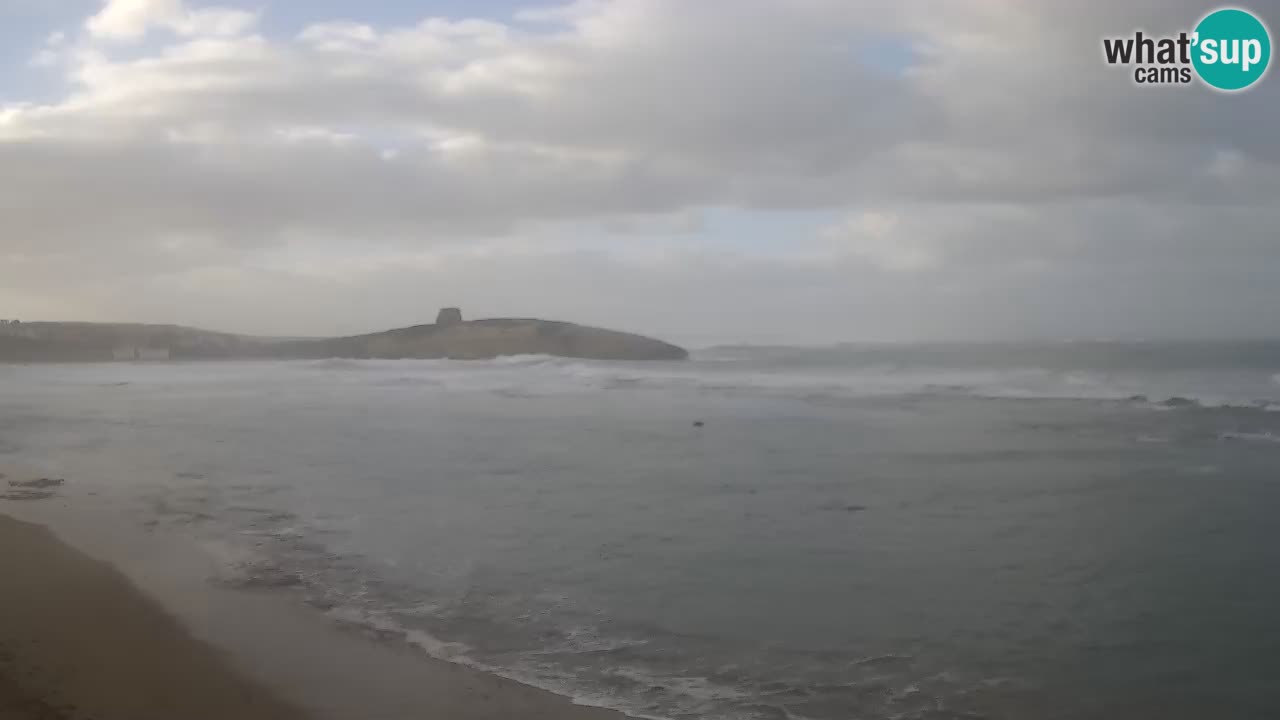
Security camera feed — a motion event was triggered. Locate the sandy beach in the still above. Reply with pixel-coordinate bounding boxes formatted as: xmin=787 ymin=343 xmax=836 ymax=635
xmin=0 ymin=513 xmax=308 ymax=720
xmin=0 ymin=480 xmax=628 ymax=720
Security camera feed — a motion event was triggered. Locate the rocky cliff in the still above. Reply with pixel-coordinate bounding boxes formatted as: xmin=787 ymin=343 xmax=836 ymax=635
xmin=0 ymin=312 xmax=688 ymax=362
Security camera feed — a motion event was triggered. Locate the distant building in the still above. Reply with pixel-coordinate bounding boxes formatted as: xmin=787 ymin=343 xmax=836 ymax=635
xmin=436 ymin=307 xmax=463 ymax=326
xmin=0 ymin=320 xmax=31 ymax=338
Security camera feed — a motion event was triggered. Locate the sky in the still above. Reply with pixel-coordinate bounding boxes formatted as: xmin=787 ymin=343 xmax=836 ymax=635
xmin=1 ymin=0 xmax=1278 ymax=345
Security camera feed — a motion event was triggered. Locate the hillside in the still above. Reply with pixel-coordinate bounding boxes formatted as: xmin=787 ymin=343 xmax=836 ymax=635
xmin=0 ymin=311 xmax=687 ymax=362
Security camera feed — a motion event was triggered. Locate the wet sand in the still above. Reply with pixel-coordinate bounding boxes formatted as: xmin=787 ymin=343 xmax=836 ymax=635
xmin=1 ymin=488 xmax=629 ymax=720
xmin=0 ymin=513 xmax=309 ymax=720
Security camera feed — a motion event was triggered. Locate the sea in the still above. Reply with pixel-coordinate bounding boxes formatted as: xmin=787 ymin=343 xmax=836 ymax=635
xmin=3 ymin=341 xmax=1280 ymax=720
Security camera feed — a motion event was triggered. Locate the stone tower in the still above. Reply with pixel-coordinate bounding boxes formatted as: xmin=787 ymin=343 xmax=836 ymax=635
xmin=436 ymin=307 xmax=462 ymax=326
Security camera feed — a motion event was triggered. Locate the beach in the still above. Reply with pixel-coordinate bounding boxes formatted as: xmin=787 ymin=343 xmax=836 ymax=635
xmin=0 ymin=502 xmax=626 ymax=720
xmin=0 ymin=512 xmax=306 ymax=720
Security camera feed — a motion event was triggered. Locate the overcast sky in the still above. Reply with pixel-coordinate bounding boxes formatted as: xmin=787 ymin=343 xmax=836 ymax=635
xmin=1 ymin=0 xmax=1278 ymax=345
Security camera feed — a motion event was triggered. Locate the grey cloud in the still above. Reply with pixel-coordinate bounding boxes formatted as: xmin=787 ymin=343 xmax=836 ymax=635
xmin=0 ymin=136 xmax=716 ymax=255
xmin=2 ymin=0 xmax=1279 ymax=340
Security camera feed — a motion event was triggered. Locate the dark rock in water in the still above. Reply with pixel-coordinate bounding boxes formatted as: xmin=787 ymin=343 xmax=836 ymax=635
xmin=9 ymin=477 xmax=64 ymax=489
xmin=819 ymin=500 xmax=868 ymax=513
xmin=0 ymin=490 xmax=56 ymax=501
xmin=693 ymin=420 xmax=705 ymax=427
xmin=3 ymin=477 xmax=65 ymax=501
xmin=1160 ymin=396 xmax=1198 ymax=408
xmin=436 ymin=307 xmax=463 ymax=326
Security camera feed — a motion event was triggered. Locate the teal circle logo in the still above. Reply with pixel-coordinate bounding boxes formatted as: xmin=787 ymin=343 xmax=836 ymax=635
xmin=1192 ymin=8 xmax=1271 ymax=91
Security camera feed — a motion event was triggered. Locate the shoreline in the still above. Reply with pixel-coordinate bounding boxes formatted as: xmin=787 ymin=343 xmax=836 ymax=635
xmin=0 ymin=513 xmax=309 ymax=720
xmin=0 ymin=470 xmax=629 ymax=720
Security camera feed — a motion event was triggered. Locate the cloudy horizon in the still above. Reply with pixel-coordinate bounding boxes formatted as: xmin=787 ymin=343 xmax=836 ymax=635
xmin=2 ymin=0 xmax=1278 ymax=346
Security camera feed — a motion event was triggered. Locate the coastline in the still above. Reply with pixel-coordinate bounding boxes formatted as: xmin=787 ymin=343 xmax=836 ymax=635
xmin=0 ymin=470 xmax=629 ymax=720
xmin=0 ymin=513 xmax=308 ymax=720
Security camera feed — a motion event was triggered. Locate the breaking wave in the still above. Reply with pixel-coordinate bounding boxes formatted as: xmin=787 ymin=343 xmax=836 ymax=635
xmin=278 ymin=354 xmax=1280 ymax=411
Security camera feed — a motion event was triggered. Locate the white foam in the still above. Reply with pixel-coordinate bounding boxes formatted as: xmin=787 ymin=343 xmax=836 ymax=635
xmin=326 ymin=606 xmax=471 ymax=659
xmin=253 ymin=352 xmax=1280 ymax=411
xmin=320 ymin=607 xmax=682 ymax=719
xmin=605 ymin=666 xmax=751 ymax=702
xmin=199 ymin=537 xmax=302 ymax=588
xmin=486 ymin=354 xmax=559 ymax=366
xmin=1219 ymin=431 xmax=1280 ymax=444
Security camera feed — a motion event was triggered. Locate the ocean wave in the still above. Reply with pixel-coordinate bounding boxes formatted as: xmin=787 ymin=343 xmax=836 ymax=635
xmin=317 ymin=606 xmax=686 ymax=719
xmin=371 ymin=376 xmax=444 ymax=388
xmin=173 ymin=469 xmax=1014 ymax=720
xmin=201 ymin=538 xmax=305 ymax=589
xmin=522 ymin=626 xmax=651 ymax=656
xmin=298 ymin=358 xmax=375 ymax=371
xmin=570 ymin=364 xmax=1280 ymax=410
xmin=1137 ymin=397 xmax=1280 ymax=413
xmin=366 ymin=358 xmax=1280 ymax=411
xmin=326 ymin=606 xmax=472 ymax=660
xmin=1219 ymin=431 xmax=1280 ymax=444
xmin=296 ymin=357 xmax=459 ymax=372
xmin=273 ymin=351 xmax=1280 ymax=411
xmin=486 ymin=353 xmax=560 ymax=366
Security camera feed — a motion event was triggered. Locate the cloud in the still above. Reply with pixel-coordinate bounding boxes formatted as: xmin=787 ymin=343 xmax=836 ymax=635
xmin=85 ymin=0 xmax=257 ymax=42
xmin=1 ymin=0 xmax=1278 ymax=340
xmin=818 ymin=211 xmax=939 ymax=272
